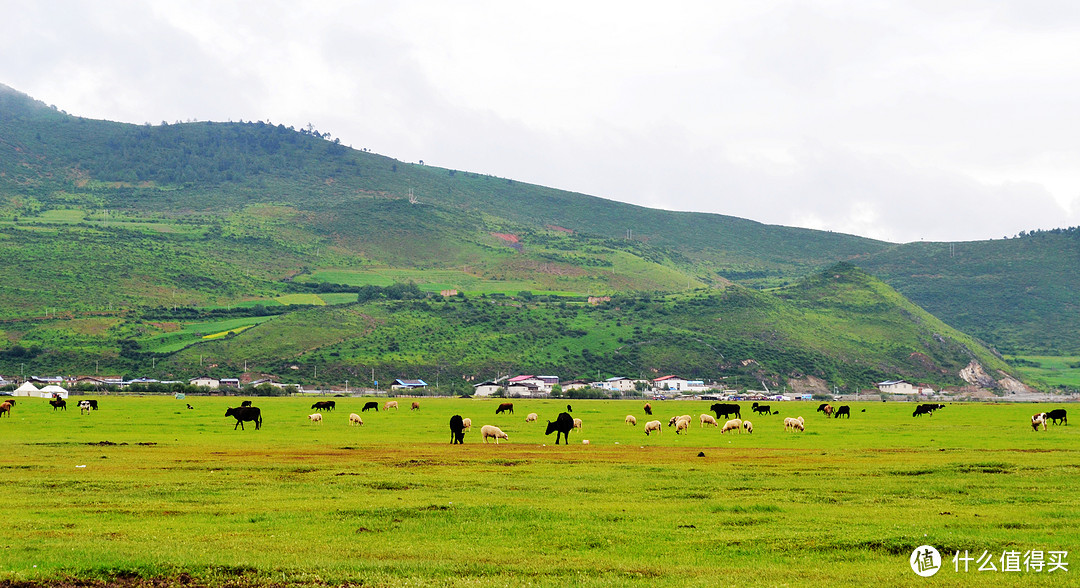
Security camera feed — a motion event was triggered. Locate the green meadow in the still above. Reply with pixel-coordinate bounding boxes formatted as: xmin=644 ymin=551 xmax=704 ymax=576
xmin=1 ymin=396 xmax=1077 ymax=587
xmin=1008 ymin=356 xmax=1080 ymax=390
xmin=305 ymin=268 xmax=587 ymax=296
xmin=142 ymin=316 xmax=280 ymax=354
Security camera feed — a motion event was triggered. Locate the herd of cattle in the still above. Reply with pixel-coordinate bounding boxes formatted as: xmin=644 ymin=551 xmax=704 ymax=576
xmin=223 ymin=398 xmax=1070 ymax=443
xmin=7 ymin=396 xmax=1069 ymax=442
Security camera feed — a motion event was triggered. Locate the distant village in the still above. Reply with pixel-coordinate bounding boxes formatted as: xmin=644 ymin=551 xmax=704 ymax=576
xmin=0 ymin=372 xmax=937 ymax=400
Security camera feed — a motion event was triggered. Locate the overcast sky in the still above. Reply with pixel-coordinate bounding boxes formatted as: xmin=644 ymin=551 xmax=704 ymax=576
xmin=4 ymin=0 xmax=1079 ymax=243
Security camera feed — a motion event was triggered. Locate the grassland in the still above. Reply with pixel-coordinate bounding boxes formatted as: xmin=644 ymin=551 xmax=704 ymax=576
xmin=1007 ymin=356 xmax=1080 ymax=390
xmin=1 ymin=396 xmax=1076 ymax=587
xmin=142 ymin=316 xmax=280 ymax=353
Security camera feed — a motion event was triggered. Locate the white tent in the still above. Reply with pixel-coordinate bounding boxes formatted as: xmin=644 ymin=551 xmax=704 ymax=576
xmin=39 ymin=385 xmax=68 ymax=399
xmin=13 ymin=382 xmax=39 ymax=396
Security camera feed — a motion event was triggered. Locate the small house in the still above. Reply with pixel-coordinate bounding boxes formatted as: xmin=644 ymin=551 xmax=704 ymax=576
xmin=876 ymin=380 xmax=934 ymax=395
xmin=391 ymin=379 xmax=427 ymax=390
xmin=506 ymin=382 xmax=541 ymax=397
xmin=473 ymin=381 xmax=503 ymax=397
xmin=190 ymin=376 xmax=220 ymax=389
xmin=653 ymin=375 xmax=690 ymax=392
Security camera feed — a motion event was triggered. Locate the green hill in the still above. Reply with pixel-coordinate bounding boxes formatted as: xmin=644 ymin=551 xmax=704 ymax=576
xmin=855 ymin=232 xmax=1080 ymax=355
xmin=0 ymin=82 xmax=1075 ymax=377
xmin=0 ymin=263 xmax=1015 ymax=394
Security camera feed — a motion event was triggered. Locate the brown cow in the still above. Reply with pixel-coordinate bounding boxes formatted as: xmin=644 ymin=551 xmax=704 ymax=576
xmin=411 ymin=402 xmax=420 ymax=411
xmin=496 ymin=402 xmax=514 ymax=415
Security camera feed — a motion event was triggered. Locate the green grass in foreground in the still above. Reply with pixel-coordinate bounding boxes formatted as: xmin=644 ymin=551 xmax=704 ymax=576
xmin=0 ymin=397 xmax=1077 ymax=587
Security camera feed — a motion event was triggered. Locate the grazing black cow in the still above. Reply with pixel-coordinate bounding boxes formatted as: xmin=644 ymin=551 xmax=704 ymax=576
xmin=751 ymin=402 xmax=773 ymax=415
xmin=311 ymin=400 xmax=336 ymax=412
xmin=1046 ymin=409 xmax=1067 ymax=426
xmin=362 ymin=401 xmax=379 ymax=412
xmin=710 ymin=403 xmax=741 ymax=420
xmin=186 ymin=404 xmax=194 ymax=410
xmin=545 ymin=412 xmax=575 ymax=444
xmin=50 ymin=398 xmax=67 ymax=411
xmin=643 ymin=403 xmax=652 ymax=416
xmin=496 ymin=402 xmax=514 ymax=415
xmin=817 ymin=403 xmax=829 ymax=413
xmin=916 ymin=403 xmax=944 ymax=416
xmin=225 ymin=406 xmax=262 ymax=430
xmin=449 ymin=415 xmax=466 ymax=444
xmin=833 ymin=405 xmax=850 ymax=419
xmin=240 ymin=400 xmax=252 ymax=407
xmin=567 ymin=404 xmax=573 ymax=413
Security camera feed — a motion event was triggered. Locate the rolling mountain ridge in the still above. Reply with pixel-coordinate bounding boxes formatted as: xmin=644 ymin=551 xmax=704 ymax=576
xmin=0 ymin=83 xmax=1073 ymax=390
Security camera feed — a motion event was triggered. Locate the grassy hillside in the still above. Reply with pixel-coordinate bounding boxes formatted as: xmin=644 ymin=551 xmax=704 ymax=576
xmin=856 ymin=230 xmax=1080 ymax=355
xmin=2 ymin=83 xmax=1077 ymax=359
xmin=1 ymin=264 xmax=1016 ymax=393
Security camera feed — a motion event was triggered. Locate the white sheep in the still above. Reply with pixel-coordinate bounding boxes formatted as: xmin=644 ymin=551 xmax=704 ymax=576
xmin=644 ymin=420 xmax=663 ymax=435
xmin=743 ymin=420 xmax=753 ymax=434
xmin=526 ymin=412 xmax=538 ymax=422
xmin=784 ymin=417 xmax=805 ymax=432
xmin=1032 ymin=412 xmax=1048 ymax=431
xmin=669 ymin=414 xmax=692 ymax=428
xmin=462 ymin=417 xmax=472 ymax=430
xmin=699 ymin=414 xmax=718 ymax=427
xmin=481 ymin=425 xmax=509 ymax=444
xmin=573 ymin=417 xmax=583 ymax=429
xmin=308 ymin=413 xmax=323 ymax=424
xmin=582 ymin=439 xmax=590 ymax=445
xmin=625 ymin=414 xmax=637 ymax=426
xmin=675 ymin=418 xmax=690 ymax=435
xmin=721 ymin=418 xmax=743 ymax=434
xmin=384 ymin=400 xmax=399 ymax=410
xmin=348 ymin=413 xmax=363 ymax=426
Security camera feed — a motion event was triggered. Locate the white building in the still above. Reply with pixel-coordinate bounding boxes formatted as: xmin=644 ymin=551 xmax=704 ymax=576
xmin=598 ymin=376 xmax=637 ymax=392
xmin=876 ymin=380 xmax=935 ymax=395
xmin=653 ymin=375 xmax=691 ymax=392
xmin=473 ymin=381 xmax=503 ymax=397
xmin=507 ymin=375 xmax=557 ymax=393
